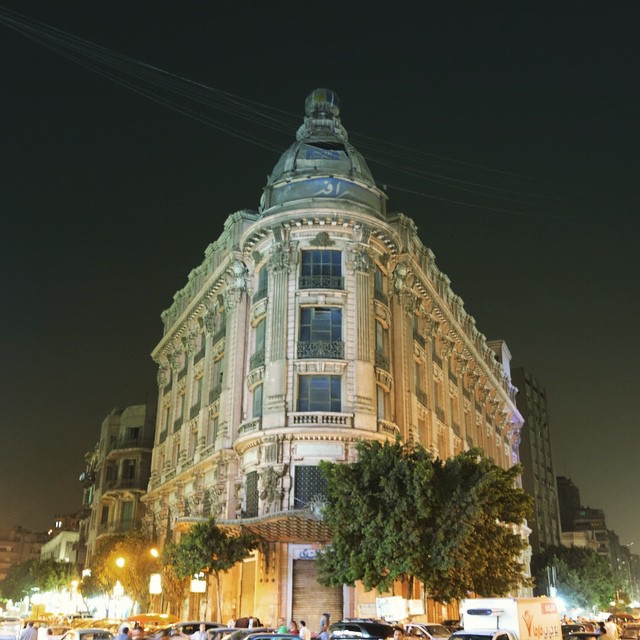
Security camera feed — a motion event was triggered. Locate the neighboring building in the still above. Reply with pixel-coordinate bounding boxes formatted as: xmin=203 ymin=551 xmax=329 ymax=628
xmin=142 ymin=89 xmax=526 ymax=625
xmin=40 ymin=530 xmax=79 ymax=564
xmin=78 ymin=404 xmax=156 ymax=565
xmin=559 ymin=529 xmax=599 ymax=551
xmin=0 ymin=527 xmax=47 ymax=582
xmin=556 ymin=475 xmax=581 ymax=532
xmin=511 ymin=367 xmax=561 ymax=553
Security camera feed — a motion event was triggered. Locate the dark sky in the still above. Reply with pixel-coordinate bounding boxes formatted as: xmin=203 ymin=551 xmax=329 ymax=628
xmin=1 ymin=2 xmax=638 ymax=546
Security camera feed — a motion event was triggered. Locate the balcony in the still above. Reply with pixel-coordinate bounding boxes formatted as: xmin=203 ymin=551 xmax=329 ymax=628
xmin=298 ymin=275 xmax=344 ymax=290
xmin=297 ymin=340 xmax=344 ymax=359
xmin=238 ymin=417 xmax=262 ymax=437
xmin=377 ymin=420 xmax=400 ymax=436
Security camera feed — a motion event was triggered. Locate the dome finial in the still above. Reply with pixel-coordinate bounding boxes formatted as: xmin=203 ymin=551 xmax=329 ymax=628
xmin=305 ymin=88 xmax=340 ymax=118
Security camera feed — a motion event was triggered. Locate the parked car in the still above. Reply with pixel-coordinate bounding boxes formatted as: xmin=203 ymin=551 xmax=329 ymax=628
xmin=58 ymin=629 xmax=114 ymax=640
xmin=405 ymin=623 xmax=452 ymax=640
xmin=621 ymin=624 xmax=640 ymax=640
xmin=329 ymin=619 xmax=398 ymax=640
xmin=41 ymin=627 xmax=71 ymax=640
xmin=211 ymin=629 xmax=273 ymax=640
xmin=443 ymin=622 xmax=462 ymax=634
xmin=154 ymin=623 xmax=224 ymax=640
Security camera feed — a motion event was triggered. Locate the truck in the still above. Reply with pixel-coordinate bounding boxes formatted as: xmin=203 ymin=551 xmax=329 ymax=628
xmin=450 ymin=597 xmax=563 ymax=640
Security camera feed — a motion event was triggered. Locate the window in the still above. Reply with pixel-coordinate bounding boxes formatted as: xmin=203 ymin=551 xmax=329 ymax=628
xmin=298 ymin=307 xmax=343 ymax=358
xmin=121 ymin=501 xmax=133 ymax=524
xmin=253 ymin=265 xmax=268 ymax=303
xmin=299 ymin=250 xmax=343 ymax=289
xmin=298 ymin=375 xmax=341 ymax=412
xmin=294 ymin=466 xmax=327 ymax=509
xmin=245 ymin=471 xmax=259 ymax=517
xmin=250 ymin=318 xmax=266 ymax=369
xmin=122 ymin=459 xmax=136 ymax=480
xmin=374 ymin=264 xmax=386 ymax=302
xmin=375 ymin=320 xmax=389 ymax=370
xmin=252 ymin=383 xmax=263 ymax=418
xmin=190 ymin=376 xmax=203 ymax=417
xmin=209 ymin=354 xmax=225 ymax=402
xmin=376 ymin=385 xmax=388 ymax=420
xmin=100 ymin=505 xmax=109 ymax=525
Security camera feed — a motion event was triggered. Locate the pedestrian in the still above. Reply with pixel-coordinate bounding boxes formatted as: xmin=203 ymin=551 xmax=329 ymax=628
xmin=191 ymin=624 xmax=208 ymax=640
xmin=393 ymin=630 xmax=404 ymax=640
xmin=299 ymin=621 xmax=311 ymax=640
xmin=605 ymin=618 xmax=619 ymax=640
xmin=288 ymin=622 xmax=299 ymax=634
xmin=19 ymin=622 xmax=38 ymax=640
xmin=115 ymin=627 xmax=131 ymax=640
xmin=278 ymin=619 xmax=288 ymax=634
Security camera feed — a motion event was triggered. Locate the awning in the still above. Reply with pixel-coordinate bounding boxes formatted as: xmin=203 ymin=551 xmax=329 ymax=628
xmin=176 ymin=509 xmax=333 ymax=543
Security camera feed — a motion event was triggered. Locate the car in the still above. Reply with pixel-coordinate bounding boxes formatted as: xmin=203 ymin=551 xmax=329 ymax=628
xmin=210 ymin=629 xmax=273 ymax=640
xmin=329 ymin=619 xmax=398 ymax=640
xmin=241 ymin=634 xmax=298 ymax=640
xmin=154 ymin=623 xmax=224 ymax=640
xmin=562 ymin=626 xmax=587 ymax=638
xmin=443 ymin=622 xmax=462 ymax=634
xmin=58 ymin=629 xmax=114 ymax=640
xmin=40 ymin=627 xmax=71 ymax=640
xmin=405 ymin=623 xmax=452 ymax=640
xmin=621 ymin=625 xmax=640 ymax=640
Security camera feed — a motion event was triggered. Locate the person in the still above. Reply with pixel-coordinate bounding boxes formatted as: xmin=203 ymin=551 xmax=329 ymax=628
xmin=191 ymin=624 xmax=208 ymax=640
xmin=288 ymin=622 xmax=299 ymax=634
xmin=299 ymin=621 xmax=311 ymax=640
xmin=393 ymin=630 xmax=404 ymax=640
xmin=115 ymin=627 xmax=131 ymax=640
xmin=278 ymin=619 xmax=288 ymax=634
xmin=19 ymin=622 xmax=38 ymax=640
xmin=319 ymin=615 xmax=330 ymax=640
xmin=605 ymin=618 xmax=619 ymax=640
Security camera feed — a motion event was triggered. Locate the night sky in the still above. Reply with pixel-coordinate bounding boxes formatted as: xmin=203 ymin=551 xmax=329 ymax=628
xmin=1 ymin=3 xmax=638 ymax=546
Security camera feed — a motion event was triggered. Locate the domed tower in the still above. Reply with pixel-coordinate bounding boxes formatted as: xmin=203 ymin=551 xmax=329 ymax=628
xmin=260 ymin=88 xmax=387 ymax=217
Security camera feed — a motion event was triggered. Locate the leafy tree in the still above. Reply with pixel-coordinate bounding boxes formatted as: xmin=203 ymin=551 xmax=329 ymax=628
xmin=531 ymin=545 xmax=615 ymax=611
xmin=164 ymin=517 xmax=260 ymax=619
xmin=316 ymin=439 xmax=532 ymax=602
xmin=30 ymin=559 xmax=77 ymax=593
xmin=89 ymin=529 xmax=160 ymax=612
xmin=0 ymin=559 xmax=36 ymax=603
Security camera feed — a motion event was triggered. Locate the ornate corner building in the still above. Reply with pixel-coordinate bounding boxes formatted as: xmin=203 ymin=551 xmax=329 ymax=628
xmin=142 ymin=89 xmax=526 ymax=624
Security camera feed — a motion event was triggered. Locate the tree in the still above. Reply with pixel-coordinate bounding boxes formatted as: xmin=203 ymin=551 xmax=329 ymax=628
xmin=89 ymin=529 xmax=160 ymax=612
xmin=316 ymin=439 xmax=532 ymax=602
xmin=164 ymin=517 xmax=260 ymax=619
xmin=30 ymin=559 xmax=77 ymax=593
xmin=0 ymin=559 xmax=36 ymax=603
xmin=531 ymin=545 xmax=615 ymax=611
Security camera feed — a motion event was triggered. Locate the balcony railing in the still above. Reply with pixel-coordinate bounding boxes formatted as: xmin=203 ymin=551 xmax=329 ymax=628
xmin=97 ymin=519 xmax=136 ymax=536
xmin=103 ymin=477 xmax=148 ymax=492
xmin=249 ymin=349 xmax=265 ymax=370
xmin=297 ymin=340 xmax=344 ymax=359
xmin=298 ymin=275 xmax=344 ymax=290
xmin=289 ymin=412 xmax=353 ymax=428
xmin=373 ymin=288 xmax=388 ymax=305
xmin=375 ymin=350 xmax=390 ymax=371
xmin=416 ymin=389 xmax=428 ymax=407
xmin=252 ymin=286 xmax=268 ymax=303
xmin=111 ymin=436 xmax=154 ymax=451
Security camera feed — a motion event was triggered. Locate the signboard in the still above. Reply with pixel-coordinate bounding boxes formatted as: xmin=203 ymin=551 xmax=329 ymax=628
xmin=376 ymin=596 xmax=408 ymax=621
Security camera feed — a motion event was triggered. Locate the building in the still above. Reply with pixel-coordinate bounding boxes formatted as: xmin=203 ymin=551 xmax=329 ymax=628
xmin=0 ymin=527 xmax=47 ymax=582
xmin=511 ymin=367 xmax=561 ymax=553
xmin=556 ymin=475 xmax=581 ymax=533
xmin=142 ymin=89 xmax=526 ymax=625
xmin=78 ymin=404 xmax=155 ymax=566
xmin=40 ymin=530 xmax=79 ymax=564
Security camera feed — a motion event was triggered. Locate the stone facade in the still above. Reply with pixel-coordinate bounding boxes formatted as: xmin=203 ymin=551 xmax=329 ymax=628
xmin=142 ymin=89 xmax=526 ymax=625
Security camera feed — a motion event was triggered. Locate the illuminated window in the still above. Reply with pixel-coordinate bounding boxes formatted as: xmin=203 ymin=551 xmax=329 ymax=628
xmin=300 ymin=250 xmax=343 ymax=289
xmin=298 ymin=307 xmax=343 ymax=358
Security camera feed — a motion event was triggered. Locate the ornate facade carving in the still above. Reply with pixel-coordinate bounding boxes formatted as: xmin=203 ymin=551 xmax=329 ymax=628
xmin=267 ymin=242 xmax=291 ymax=273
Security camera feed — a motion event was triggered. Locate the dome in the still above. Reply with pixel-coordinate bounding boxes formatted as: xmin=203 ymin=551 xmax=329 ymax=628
xmin=260 ymin=89 xmax=386 ymax=216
